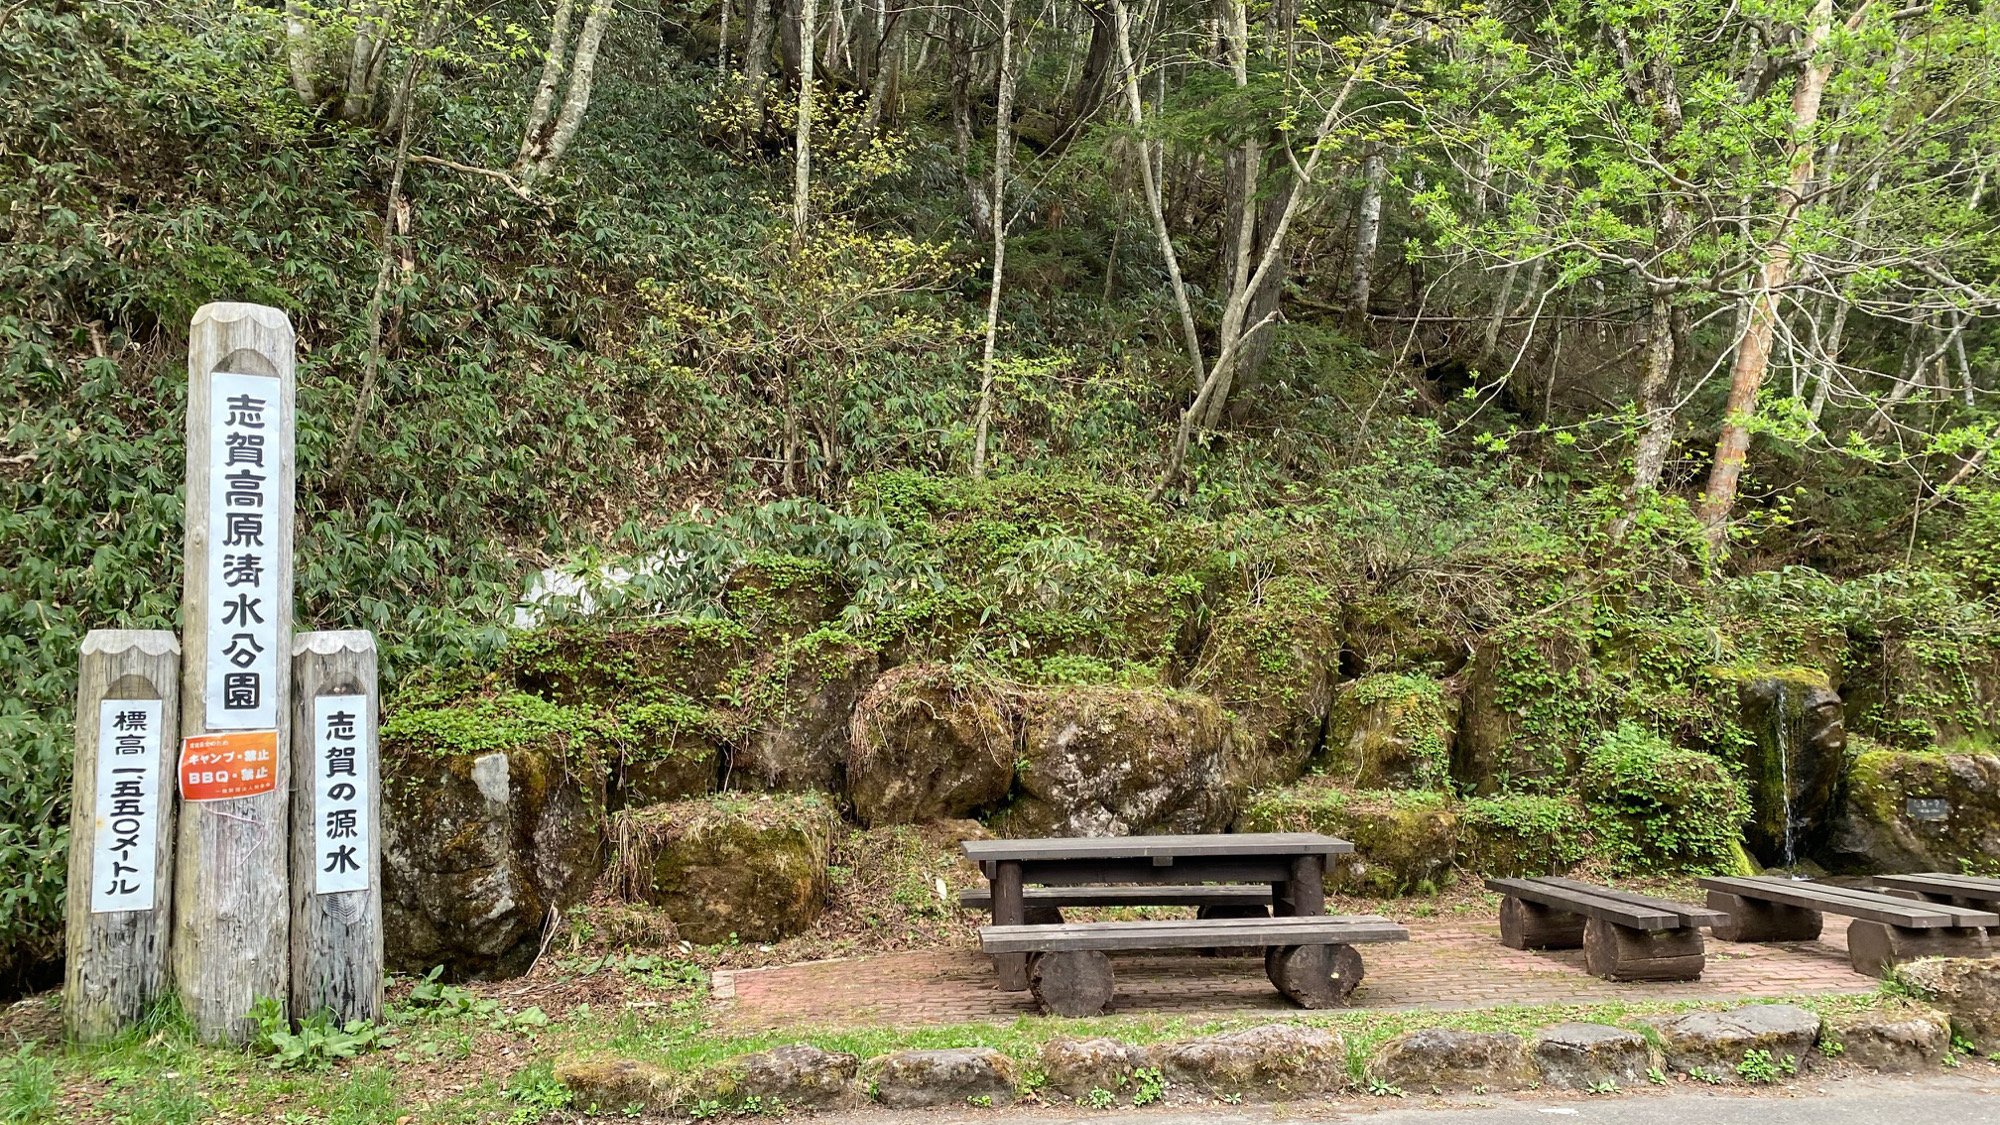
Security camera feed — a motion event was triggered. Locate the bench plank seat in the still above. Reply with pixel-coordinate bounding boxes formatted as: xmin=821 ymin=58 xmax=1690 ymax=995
xmin=1485 ymin=878 xmax=1693 ymax=931
xmin=957 ymin=884 xmax=1273 ymax=910
xmin=978 ymin=914 xmax=1406 ymax=954
xmin=1485 ymin=876 xmax=1714 ymax=982
xmin=1874 ymin=873 xmax=2000 ymax=904
xmin=1531 ymin=877 xmax=1729 ymax=926
xmin=1699 ymin=876 xmax=1999 ymax=929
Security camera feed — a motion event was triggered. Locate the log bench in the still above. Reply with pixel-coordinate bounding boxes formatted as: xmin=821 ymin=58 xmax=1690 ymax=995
xmin=1699 ymin=875 xmax=1999 ymax=977
xmin=1872 ymin=873 xmax=2000 ymax=930
xmin=957 ymin=883 xmax=1273 ymax=925
xmin=1485 ymin=876 xmax=1725 ymax=982
xmin=978 ymin=915 xmax=1408 ymax=1016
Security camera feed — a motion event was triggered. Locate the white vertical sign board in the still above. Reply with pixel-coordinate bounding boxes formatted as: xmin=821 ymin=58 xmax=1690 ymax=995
xmin=91 ymin=698 xmax=163 ymax=913
xmin=204 ymin=371 xmax=284 ymax=729
xmin=312 ymin=695 xmax=372 ymax=895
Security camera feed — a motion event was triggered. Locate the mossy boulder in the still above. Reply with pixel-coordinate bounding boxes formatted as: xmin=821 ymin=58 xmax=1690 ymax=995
xmin=846 ymin=665 xmax=1015 ymax=827
xmin=1320 ymin=673 xmax=1454 ymax=789
xmin=1236 ymin=783 xmax=1458 ymax=895
xmin=730 ymin=630 xmax=880 ymax=792
xmin=992 ymin=685 xmax=1232 ymax=837
xmin=1454 ymin=626 xmax=1602 ymax=794
xmin=1189 ymin=579 xmax=1343 ymax=795
xmin=504 ymin=619 xmax=753 ymax=707
xmin=379 ymin=694 xmax=609 ymax=977
xmin=724 ymin=554 xmax=847 ymax=642
xmin=1712 ymin=666 xmax=1846 ymax=866
xmin=611 ymin=699 xmax=722 ymax=807
xmin=1843 ymin=631 xmax=2000 ymax=752
xmin=1460 ymin=793 xmax=1590 ymax=877
xmin=1825 ymin=750 xmax=2000 ymax=874
xmin=614 ymin=793 xmax=837 ymax=944
xmin=1341 ymin=595 xmax=1467 ymax=676
xmin=1579 ymin=723 xmax=1751 ymax=873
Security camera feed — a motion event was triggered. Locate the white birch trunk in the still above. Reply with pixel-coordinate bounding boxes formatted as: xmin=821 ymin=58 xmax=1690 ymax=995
xmin=528 ymin=0 xmax=616 ymax=182
xmin=518 ymin=0 xmax=577 ymax=169
xmin=971 ymin=0 xmax=1018 ymax=478
xmin=790 ymin=0 xmax=818 ymax=252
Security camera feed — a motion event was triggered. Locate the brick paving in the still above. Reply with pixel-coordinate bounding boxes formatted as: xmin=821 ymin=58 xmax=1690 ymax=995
xmin=710 ymin=919 xmax=1876 ymax=1031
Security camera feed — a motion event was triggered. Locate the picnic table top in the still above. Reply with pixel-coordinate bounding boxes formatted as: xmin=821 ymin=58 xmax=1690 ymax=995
xmin=961 ymin=832 xmax=1354 ymax=864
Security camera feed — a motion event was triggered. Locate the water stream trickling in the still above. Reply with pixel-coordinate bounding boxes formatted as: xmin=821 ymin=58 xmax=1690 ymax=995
xmin=1775 ymin=679 xmax=1796 ymax=872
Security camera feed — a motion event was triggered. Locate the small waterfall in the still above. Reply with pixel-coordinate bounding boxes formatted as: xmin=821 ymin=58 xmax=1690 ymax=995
xmin=1775 ymin=680 xmax=1796 ymax=874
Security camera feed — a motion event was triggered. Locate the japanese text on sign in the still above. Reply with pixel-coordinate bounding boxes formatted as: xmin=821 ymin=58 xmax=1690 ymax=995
xmin=204 ymin=371 xmax=284 ymax=728
xmin=179 ymin=729 xmax=279 ymax=801
xmin=312 ymin=695 xmax=372 ymax=894
xmin=91 ymin=700 xmax=162 ymax=913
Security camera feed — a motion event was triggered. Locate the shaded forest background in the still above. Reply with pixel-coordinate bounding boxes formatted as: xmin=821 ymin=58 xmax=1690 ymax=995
xmin=4 ymin=0 xmax=1999 ymax=988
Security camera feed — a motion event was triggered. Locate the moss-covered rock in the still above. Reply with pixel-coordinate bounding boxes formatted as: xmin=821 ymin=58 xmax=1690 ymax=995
xmin=612 ymin=698 xmax=722 ymax=806
xmin=613 ymin=793 xmax=837 ymax=944
xmin=1453 ymin=624 xmax=1603 ymax=794
xmin=1845 ymin=634 xmax=2000 ymax=753
xmin=724 ymin=554 xmax=848 ymax=642
xmin=992 ymin=685 xmax=1232 ymax=837
xmin=730 ymin=630 xmax=880 ymax=792
xmin=1320 ymin=673 xmax=1454 ymax=789
xmin=1711 ymin=666 xmax=1846 ymax=866
xmin=1189 ymin=578 xmax=1343 ymax=795
xmin=1459 ymin=793 xmax=1590 ymax=877
xmin=379 ymin=694 xmax=609 ymax=977
xmin=1236 ymin=782 xmax=1457 ymax=895
xmin=504 ymin=619 xmax=753 ymax=707
xmin=846 ymin=665 xmax=1015 ymax=827
xmin=1580 ymin=722 xmax=1750 ymax=873
xmin=1825 ymin=750 xmax=2000 ymax=874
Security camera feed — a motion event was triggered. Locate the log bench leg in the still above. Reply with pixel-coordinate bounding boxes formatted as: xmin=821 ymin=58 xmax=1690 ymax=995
xmin=1846 ymin=921 xmax=1993 ymax=979
xmin=1024 ymin=905 xmax=1064 ymax=926
xmin=1706 ymin=891 xmax=1823 ymax=943
xmin=1582 ymin=918 xmax=1704 ymax=982
xmin=1498 ymin=896 xmax=1586 ymax=950
xmin=1027 ymin=951 xmax=1115 ymax=1016
xmin=1264 ymin=943 xmax=1364 ymax=1009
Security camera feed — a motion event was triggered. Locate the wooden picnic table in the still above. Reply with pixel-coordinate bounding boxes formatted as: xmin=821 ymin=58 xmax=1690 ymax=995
xmin=961 ymin=832 xmax=1354 ymax=991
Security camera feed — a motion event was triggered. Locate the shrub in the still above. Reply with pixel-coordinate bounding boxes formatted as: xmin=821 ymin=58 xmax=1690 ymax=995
xmin=1580 ymin=722 xmax=1750 ymax=873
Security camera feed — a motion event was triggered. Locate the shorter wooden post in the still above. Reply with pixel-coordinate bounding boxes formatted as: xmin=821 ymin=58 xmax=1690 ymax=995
xmin=1288 ymin=854 xmax=1326 ymax=916
xmin=1705 ymin=891 xmax=1823 ymax=943
xmin=1499 ymin=896 xmax=1587 ymax=950
xmin=64 ymin=631 xmax=181 ymax=1042
xmin=290 ymin=631 xmax=383 ymax=1025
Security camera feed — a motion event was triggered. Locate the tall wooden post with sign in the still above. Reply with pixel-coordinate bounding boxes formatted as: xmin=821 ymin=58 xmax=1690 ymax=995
xmin=290 ymin=631 xmax=382 ymax=1024
xmin=173 ymin=302 xmax=295 ymax=1044
xmin=64 ymin=631 xmax=181 ymax=1043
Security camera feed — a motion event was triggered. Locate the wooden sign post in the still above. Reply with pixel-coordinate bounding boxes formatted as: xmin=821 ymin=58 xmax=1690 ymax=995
xmin=290 ymin=631 xmax=383 ymax=1024
xmin=63 ymin=631 xmax=181 ymax=1042
xmin=173 ymin=302 xmax=296 ymax=1044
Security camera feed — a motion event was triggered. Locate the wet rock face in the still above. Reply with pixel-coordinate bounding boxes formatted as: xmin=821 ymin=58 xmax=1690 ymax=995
xmin=1147 ymin=1024 xmax=1346 ymax=1098
xmin=1039 ymin=1037 xmax=1144 ymax=1098
xmin=617 ymin=794 xmax=836 ymax=944
xmin=997 ymin=687 xmax=1233 ymax=837
xmin=1826 ymin=751 xmax=2000 ymax=874
xmin=695 ymin=1044 xmax=866 ymax=1110
xmin=846 ymin=665 xmax=1015 ymax=827
xmin=1531 ymin=1023 xmax=1654 ymax=1090
xmin=864 ymin=1048 xmax=1018 ymax=1108
xmin=1898 ymin=958 xmax=2000 ymax=1052
xmin=1367 ymin=1028 xmax=1533 ymax=1092
xmin=1659 ymin=1004 xmax=1821 ymax=1080
xmin=1731 ymin=670 xmax=1846 ymax=866
xmin=382 ymin=747 xmax=603 ymax=978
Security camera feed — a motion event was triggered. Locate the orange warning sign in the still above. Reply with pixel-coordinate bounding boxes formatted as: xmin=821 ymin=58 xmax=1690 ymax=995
xmin=179 ymin=730 xmax=279 ymax=801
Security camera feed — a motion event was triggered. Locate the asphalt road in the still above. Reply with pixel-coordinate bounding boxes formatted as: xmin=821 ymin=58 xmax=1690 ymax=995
xmin=819 ymin=1071 xmax=2000 ymax=1125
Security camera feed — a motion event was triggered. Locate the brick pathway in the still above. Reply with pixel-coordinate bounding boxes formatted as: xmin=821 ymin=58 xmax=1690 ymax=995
xmin=710 ymin=919 xmax=1876 ymax=1031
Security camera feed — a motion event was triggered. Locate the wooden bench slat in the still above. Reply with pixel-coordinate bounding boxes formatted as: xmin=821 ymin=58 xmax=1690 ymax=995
xmin=1699 ymin=876 xmax=2000 ymax=929
xmin=956 ymin=884 xmax=1274 ymax=909
xmin=1530 ymin=877 xmax=1728 ymax=926
xmin=1485 ymin=877 xmax=1684 ymax=930
xmin=1875 ymin=873 xmax=2000 ymax=899
xmin=979 ymin=915 xmax=1409 ymax=954
xmin=963 ymin=833 xmax=1355 ymax=862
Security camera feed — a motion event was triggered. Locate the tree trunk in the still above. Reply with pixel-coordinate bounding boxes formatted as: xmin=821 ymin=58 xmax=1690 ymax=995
xmin=285 ymin=2 xmax=320 ymax=107
xmin=744 ymin=0 xmax=778 ymax=134
xmin=948 ymin=2 xmax=991 ymax=243
xmin=1349 ymin=147 xmax=1387 ymax=327
xmin=517 ymin=0 xmax=575 ymax=169
xmin=1697 ymin=0 xmax=1837 ymax=548
xmin=342 ymin=3 xmax=384 ymax=124
xmin=859 ymin=0 xmax=903 ymax=132
xmin=790 ymin=0 xmax=817 ymax=253
xmin=527 ymin=0 xmax=616 ymax=183
xmin=972 ymin=0 xmax=1018 ymax=478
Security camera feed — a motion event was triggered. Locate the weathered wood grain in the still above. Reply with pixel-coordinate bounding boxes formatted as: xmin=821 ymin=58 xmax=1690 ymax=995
xmin=63 ymin=631 xmax=180 ymax=1042
xmin=289 ymin=631 xmax=382 ymax=1025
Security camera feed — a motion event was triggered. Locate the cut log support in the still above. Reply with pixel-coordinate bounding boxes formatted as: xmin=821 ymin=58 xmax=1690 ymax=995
xmin=1264 ymin=943 xmax=1364 ymax=1008
xmin=63 ymin=631 xmax=181 ymax=1043
xmin=1846 ymin=920 xmax=1993 ymax=979
xmin=1582 ymin=917 xmax=1704 ymax=982
xmin=1499 ymin=895 xmax=1586 ymax=950
xmin=1198 ymin=901 xmax=1270 ymax=957
xmin=1705 ymin=890 xmax=1823 ymax=943
xmin=1028 ymin=950 xmax=1115 ymax=1016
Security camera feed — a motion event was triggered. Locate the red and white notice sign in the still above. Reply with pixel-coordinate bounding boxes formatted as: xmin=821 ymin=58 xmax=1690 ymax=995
xmin=179 ymin=730 xmax=279 ymax=801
